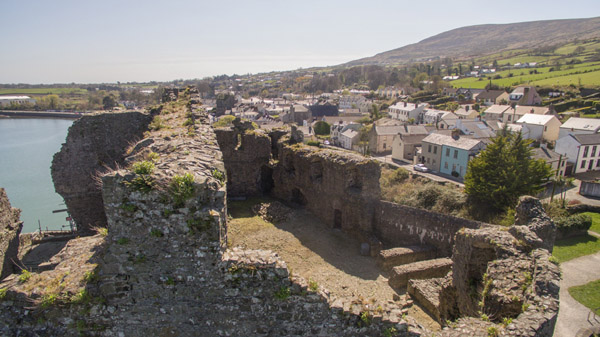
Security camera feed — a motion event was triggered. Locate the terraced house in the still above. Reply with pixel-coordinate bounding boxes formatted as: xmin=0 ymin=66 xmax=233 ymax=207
xmin=420 ymin=133 xmax=485 ymax=178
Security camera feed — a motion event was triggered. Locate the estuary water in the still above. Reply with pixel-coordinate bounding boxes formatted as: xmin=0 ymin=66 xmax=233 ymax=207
xmin=0 ymin=118 xmax=74 ymax=233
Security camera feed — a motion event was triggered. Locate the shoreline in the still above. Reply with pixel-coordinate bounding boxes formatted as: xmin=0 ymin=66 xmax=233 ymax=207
xmin=0 ymin=110 xmax=84 ymax=119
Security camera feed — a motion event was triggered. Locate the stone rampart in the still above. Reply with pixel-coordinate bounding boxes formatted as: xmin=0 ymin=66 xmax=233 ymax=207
xmin=0 ymin=188 xmax=22 ymax=280
xmin=51 ymin=111 xmax=154 ymax=233
xmin=374 ymin=201 xmax=482 ymax=255
xmin=271 ymin=142 xmax=381 ymax=236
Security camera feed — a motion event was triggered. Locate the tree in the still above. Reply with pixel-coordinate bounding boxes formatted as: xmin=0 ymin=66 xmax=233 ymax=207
xmin=313 ymin=121 xmax=331 ymax=136
xmin=464 ymin=128 xmax=553 ymax=216
xmin=102 ymin=94 xmax=117 ymax=110
xmin=357 ymin=124 xmax=372 ymax=155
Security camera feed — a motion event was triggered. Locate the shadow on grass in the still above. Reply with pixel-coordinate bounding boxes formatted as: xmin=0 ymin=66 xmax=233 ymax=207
xmin=554 ymin=234 xmax=600 ymax=263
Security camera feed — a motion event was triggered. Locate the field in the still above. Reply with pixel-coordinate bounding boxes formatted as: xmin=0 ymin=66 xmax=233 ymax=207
xmin=450 ymin=38 xmax=600 ymax=89
xmin=552 ymin=234 xmax=600 ymax=263
xmin=0 ymin=88 xmax=88 ymax=95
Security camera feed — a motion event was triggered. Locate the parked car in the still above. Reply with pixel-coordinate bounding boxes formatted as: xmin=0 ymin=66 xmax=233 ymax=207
xmin=413 ymin=164 xmax=430 ymax=172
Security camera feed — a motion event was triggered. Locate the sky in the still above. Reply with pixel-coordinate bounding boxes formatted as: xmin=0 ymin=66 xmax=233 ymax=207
xmin=1 ymin=0 xmax=599 ymax=84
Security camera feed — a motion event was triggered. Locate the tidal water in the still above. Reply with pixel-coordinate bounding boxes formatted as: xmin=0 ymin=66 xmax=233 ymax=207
xmin=0 ymin=118 xmax=73 ymax=233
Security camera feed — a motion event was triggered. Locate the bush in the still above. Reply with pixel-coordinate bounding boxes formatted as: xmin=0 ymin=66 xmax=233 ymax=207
xmin=313 ymin=121 xmax=331 ymax=136
xmin=213 ymin=115 xmax=236 ymax=128
xmin=306 ymin=140 xmax=320 ymax=147
xmin=390 ymin=168 xmax=410 ymax=183
xmin=169 ymin=173 xmax=195 ymax=207
xmin=555 ymin=213 xmax=592 ymax=238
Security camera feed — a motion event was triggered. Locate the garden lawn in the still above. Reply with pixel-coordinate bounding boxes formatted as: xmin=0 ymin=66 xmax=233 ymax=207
xmin=569 ymin=279 xmax=600 ymax=315
xmin=581 ymin=212 xmax=600 ymax=234
xmin=553 ymin=234 xmax=600 ymax=263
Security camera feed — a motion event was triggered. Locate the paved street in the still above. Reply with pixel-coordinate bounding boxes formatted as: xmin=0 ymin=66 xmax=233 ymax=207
xmin=372 ymin=154 xmax=465 ymax=187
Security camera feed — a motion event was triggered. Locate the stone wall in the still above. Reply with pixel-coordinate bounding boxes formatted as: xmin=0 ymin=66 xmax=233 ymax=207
xmin=271 ymin=142 xmax=381 ymax=237
xmin=374 ymin=201 xmax=483 ymax=255
xmin=438 ymin=197 xmax=560 ymax=336
xmin=0 ymin=188 xmax=22 ymax=280
xmin=214 ymin=124 xmax=273 ymax=198
xmin=51 ymin=111 xmax=154 ymax=233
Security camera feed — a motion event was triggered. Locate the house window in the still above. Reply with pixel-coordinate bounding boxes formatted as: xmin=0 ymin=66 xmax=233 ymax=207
xmin=581 ymin=160 xmax=586 ymax=168
xmin=454 ymin=150 xmax=458 ymax=159
xmin=444 ymin=162 xmax=448 ymax=169
xmin=583 ymin=146 xmax=589 ymax=158
xmin=597 ymin=160 xmax=600 ymax=168
xmin=590 ymin=160 xmax=595 ymax=170
xmin=544 ymin=126 xmax=547 ymax=131
xmin=593 ymin=146 xmax=597 ymax=157
xmin=452 ymin=163 xmax=456 ymax=172
xmin=508 ymin=115 xmax=511 ymax=121
xmin=446 ymin=148 xmax=450 ymax=157
xmin=434 ymin=146 xmax=437 ymax=154
xmin=428 ymin=144 xmax=432 ymax=153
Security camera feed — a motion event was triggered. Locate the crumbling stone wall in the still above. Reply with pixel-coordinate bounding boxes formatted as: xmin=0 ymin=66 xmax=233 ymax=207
xmin=437 ymin=196 xmax=560 ymax=336
xmin=271 ymin=142 xmax=381 ymax=236
xmin=374 ymin=201 xmax=482 ymax=255
xmin=51 ymin=111 xmax=153 ymax=233
xmin=215 ymin=123 xmax=273 ymax=198
xmin=0 ymin=188 xmax=22 ymax=280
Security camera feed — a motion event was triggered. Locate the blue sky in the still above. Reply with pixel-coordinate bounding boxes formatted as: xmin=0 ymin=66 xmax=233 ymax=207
xmin=1 ymin=0 xmax=598 ymax=84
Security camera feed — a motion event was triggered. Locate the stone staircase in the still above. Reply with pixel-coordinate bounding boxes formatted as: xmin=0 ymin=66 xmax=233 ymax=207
xmin=377 ymin=246 xmax=452 ymax=289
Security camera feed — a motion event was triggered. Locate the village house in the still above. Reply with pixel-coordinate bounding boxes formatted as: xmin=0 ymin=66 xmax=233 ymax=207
xmin=376 ymin=87 xmax=405 ymax=99
xmin=453 ymin=119 xmax=496 ymax=139
xmin=388 ymin=102 xmax=427 ymax=122
xmin=339 ymin=127 xmax=361 ymax=150
xmin=454 ymin=105 xmax=479 ymax=119
xmin=475 ymin=90 xmax=509 ymax=106
xmin=555 ymin=133 xmax=600 ymax=174
xmin=558 ymin=117 xmax=600 ymax=139
xmin=515 ymin=114 xmax=561 ymax=142
xmin=420 ymin=133 xmax=485 ymax=178
xmin=338 ymin=95 xmax=371 ymax=113
xmin=282 ymin=104 xmax=311 ymax=125
xmin=369 ymin=125 xmax=407 ymax=154
xmin=509 ymin=86 xmax=542 ymax=105
xmin=422 ymin=109 xmax=457 ymax=127
xmin=390 ymin=125 xmax=429 ymax=161
xmin=531 ymin=146 xmax=567 ymax=177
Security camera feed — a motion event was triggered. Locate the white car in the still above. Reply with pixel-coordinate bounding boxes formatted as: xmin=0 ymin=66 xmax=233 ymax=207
xmin=413 ymin=164 xmax=430 ymax=172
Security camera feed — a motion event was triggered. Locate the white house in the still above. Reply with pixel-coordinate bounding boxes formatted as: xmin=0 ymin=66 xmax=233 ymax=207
xmin=339 ymin=128 xmax=360 ymax=150
xmin=0 ymin=95 xmax=36 ymax=107
xmin=555 ymin=133 xmax=600 ymax=174
xmin=531 ymin=146 xmax=567 ymax=177
xmin=454 ymin=119 xmax=496 ymax=139
xmin=515 ymin=114 xmax=561 ymax=142
xmin=388 ymin=102 xmax=427 ymax=122
xmin=558 ymin=117 xmax=600 ymax=139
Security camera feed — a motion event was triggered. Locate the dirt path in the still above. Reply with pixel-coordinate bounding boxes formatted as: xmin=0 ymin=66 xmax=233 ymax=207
xmin=554 ymin=248 xmax=600 ymax=337
xmin=227 ymin=198 xmax=441 ymax=332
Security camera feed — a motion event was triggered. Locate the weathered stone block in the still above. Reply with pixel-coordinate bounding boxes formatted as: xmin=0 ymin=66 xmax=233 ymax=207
xmin=389 ymin=258 xmax=452 ymax=289
xmin=377 ymin=245 xmax=437 ymax=271
xmin=0 ymin=188 xmax=22 ymax=280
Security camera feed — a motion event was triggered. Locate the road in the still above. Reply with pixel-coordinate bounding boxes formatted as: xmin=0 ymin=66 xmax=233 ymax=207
xmin=372 ymin=154 xmax=465 ymax=187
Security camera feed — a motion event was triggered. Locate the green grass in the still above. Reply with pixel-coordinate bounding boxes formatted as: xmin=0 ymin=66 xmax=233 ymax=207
xmin=531 ymin=69 xmax=600 ymax=87
xmin=580 ymin=212 xmax=600 ymax=234
xmin=553 ymin=234 xmax=600 ymax=262
xmin=0 ymin=88 xmax=87 ymax=95
xmin=569 ymin=279 xmax=600 ymax=315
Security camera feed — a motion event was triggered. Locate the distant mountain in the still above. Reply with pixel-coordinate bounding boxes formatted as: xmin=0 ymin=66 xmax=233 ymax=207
xmin=346 ymin=17 xmax=600 ymax=66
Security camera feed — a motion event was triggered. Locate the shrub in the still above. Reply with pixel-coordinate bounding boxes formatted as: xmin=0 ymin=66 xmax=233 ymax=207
xmin=131 ymin=161 xmax=155 ymax=175
xmin=555 ymin=213 xmax=592 ymax=238
xmin=274 ymin=286 xmax=291 ymax=300
xmin=390 ymin=168 xmax=410 ymax=183
xmin=0 ymin=288 xmax=7 ymax=300
xmin=150 ymin=229 xmax=164 ymax=238
xmin=211 ymin=169 xmax=225 ymax=182
xmin=543 ymin=200 xmax=569 ymax=219
xmin=306 ymin=140 xmax=320 ymax=147
xmin=169 ymin=173 xmax=195 ymax=207
xmin=313 ymin=121 xmax=331 ymax=135
xmin=213 ymin=115 xmax=236 ymax=128
xmin=18 ymin=270 xmax=32 ymax=283
xmin=148 ymin=116 xmax=167 ymax=130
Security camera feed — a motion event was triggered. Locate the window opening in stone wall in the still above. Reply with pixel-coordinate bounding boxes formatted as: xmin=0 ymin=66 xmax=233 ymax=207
xmin=334 ymin=209 xmax=342 ymax=229
xmin=291 ymin=188 xmax=307 ymax=206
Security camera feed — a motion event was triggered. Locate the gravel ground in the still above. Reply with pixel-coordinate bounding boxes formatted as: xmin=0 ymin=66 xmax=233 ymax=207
xmin=227 ymin=199 xmax=441 ymax=332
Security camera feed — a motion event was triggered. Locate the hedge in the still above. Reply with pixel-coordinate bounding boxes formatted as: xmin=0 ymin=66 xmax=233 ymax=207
xmin=555 ymin=213 xmax=592 ymax=239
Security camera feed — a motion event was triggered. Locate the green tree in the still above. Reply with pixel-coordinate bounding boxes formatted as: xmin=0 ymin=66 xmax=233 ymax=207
xmin=102 ymin=94 xmax=117 ymax=110
xmin=464 ymin=129 xmax=553 ymax=216
xmin=313 ymin=121 xmax=331 ymax=136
